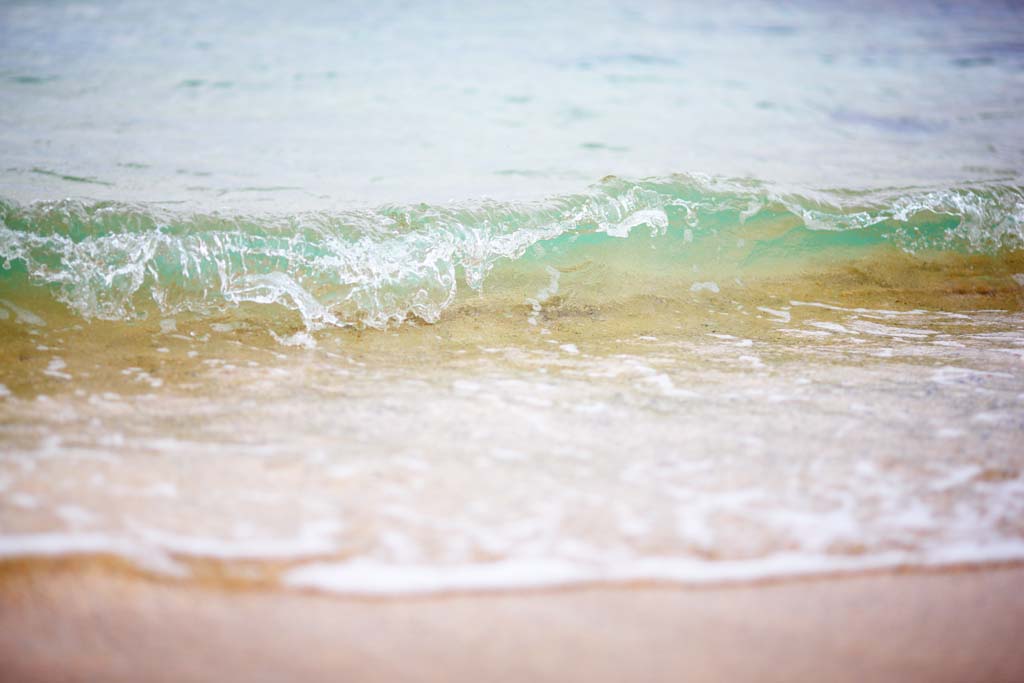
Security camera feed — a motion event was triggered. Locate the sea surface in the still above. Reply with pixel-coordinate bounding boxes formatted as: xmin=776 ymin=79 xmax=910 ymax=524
xmin=1 ymin=0 xmax=1023 ymax=594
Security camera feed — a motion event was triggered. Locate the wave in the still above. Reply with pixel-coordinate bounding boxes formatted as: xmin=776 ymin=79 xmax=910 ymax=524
xmin=1 ymin=175 xmax=1022 ymax=330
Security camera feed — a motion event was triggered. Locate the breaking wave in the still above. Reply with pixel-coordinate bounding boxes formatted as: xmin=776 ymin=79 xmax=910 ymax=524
xmin=1 ymin=175 xmax=1022 ymax=330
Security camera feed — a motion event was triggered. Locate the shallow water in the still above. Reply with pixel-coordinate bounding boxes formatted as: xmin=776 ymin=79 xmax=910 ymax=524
xmin=1 ymin=0 xmax=1024 ymax=594
xmin=1 ymin=274 xmax=1023 ymax=592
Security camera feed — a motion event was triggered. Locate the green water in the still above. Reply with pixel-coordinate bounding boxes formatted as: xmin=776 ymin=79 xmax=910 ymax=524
xmin=2 ymin=176 xmax=1021 ymax=332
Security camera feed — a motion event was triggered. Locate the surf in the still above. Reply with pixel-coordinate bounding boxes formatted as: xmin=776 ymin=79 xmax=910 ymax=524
xmin=2 ymin=174 xmax=1022 ymax=334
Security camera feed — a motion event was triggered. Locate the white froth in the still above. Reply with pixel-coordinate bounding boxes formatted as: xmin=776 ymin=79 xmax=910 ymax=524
xmin=757 ymin=306 xmax=791 ymax=322
xmin=43 ymin=357 xmax=71 ymax=380
xmin=0 ymin=299 xmax=46 ymax=326
xmin=284 ymin=542 xmax=1024 ymax=596
xmin=603 ymin=208 xmax=668 ymax=238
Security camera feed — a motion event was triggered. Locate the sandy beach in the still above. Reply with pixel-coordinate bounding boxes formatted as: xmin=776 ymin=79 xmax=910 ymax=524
xmin=1 ymin=561 xmax=1023 ymax=682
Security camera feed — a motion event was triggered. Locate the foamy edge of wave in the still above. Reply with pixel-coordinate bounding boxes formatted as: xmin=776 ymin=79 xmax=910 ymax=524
xmin=284 ymin=544 xmax=1024 ymax=595
xmin=2 ymin=533 xmax=1023 ymax=594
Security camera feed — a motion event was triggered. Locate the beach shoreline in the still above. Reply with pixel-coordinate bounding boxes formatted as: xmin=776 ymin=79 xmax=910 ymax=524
xmin=2 ymin=560 xmax=1023 ymax=682
xmin=3 ymin=1 xmax=1024 ymax=680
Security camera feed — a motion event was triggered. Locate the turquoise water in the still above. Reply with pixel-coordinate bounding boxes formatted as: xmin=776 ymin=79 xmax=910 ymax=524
xmin=1 ymin=177 xmax=1022 ymax=329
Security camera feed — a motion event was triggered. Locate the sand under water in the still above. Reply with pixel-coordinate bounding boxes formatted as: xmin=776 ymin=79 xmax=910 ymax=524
xmin=1 ymin=179 xmax=1023 ymax=593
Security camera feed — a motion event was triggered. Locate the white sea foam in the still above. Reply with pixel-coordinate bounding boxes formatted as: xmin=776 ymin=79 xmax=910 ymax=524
xmin=757 ymin=306 xmax=791 ymax=322
xmin=0 ymin=299 xmax=46 ymax=326
xmin=43 ymin=357 xmax=71 ymax=380
xmin=603 ymin=208 xmax=669 ymax=238
xmin=284 ymin=542 xmax=1024 ymax=596
xmin=690 ymin=281 xmax=720 ymax=293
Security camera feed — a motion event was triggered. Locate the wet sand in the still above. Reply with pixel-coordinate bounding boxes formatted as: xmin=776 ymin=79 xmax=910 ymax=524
xmin=2 ymin=561 xmax=1023 ymax=682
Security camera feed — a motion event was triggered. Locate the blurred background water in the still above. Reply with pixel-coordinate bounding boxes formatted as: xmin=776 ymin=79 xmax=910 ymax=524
xmin=1 ymin=0 xmax=1022 ymax=211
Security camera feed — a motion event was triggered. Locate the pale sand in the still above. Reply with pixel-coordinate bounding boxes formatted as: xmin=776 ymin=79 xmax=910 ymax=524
xmin=2 ymin=563 xmax=1023 ymax=682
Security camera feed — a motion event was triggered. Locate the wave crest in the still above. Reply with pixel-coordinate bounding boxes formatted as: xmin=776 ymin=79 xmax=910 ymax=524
xmin=1 ymin=175 xmax=1022 ymax=329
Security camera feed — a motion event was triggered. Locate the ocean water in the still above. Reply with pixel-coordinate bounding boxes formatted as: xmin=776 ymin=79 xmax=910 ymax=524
xmin=1 ymin=0 xmax=1024 ymax=594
